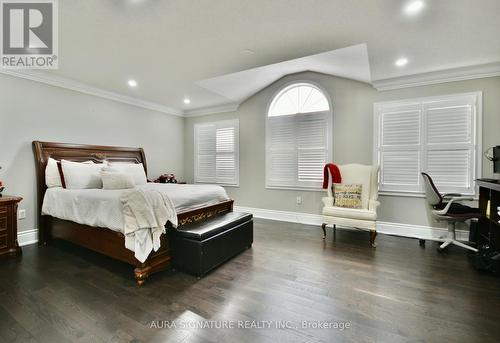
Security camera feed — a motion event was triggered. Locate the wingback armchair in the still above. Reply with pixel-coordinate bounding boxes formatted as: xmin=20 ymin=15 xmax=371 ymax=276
xmin=321 ymin=164 xmax=380 ymax=247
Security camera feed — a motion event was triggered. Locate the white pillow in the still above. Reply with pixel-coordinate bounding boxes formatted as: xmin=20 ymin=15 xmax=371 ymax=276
xmin=104 ymin=163 xmax=147 ymax=185
xmin=61 ymin=160 xmax=104 ymax=189
xmin=45 ymin=158 xmax=94 ymax=188
xmin=101 ymin=171 xmax=135 ymax=190
xmin=45 ymin=157 xmax=63 ymax=188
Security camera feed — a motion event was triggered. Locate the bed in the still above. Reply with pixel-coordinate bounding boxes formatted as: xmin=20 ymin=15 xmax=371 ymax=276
xmin=33 ymin=141 xmax=234 ymax=285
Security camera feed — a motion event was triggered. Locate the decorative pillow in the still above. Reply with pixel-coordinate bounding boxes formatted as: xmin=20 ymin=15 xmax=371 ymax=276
xmin=60 ymin=160 xmax=104 ymax=189
xmin=45 ymin=157 xmax=94 ymax=188
xmin=333 ymin=183 xmax=363 ymax=209
xmin=101 ymin=171 xmax=135 ymax=190
xmin=103 ymin=162 xmax=147 ymax=185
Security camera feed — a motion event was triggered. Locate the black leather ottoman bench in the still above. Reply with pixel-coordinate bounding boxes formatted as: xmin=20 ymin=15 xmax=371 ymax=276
xmin=168 ymin=212 xmax=253 ymax=277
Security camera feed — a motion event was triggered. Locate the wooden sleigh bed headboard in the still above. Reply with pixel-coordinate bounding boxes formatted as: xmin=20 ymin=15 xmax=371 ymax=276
xmin=33 ymin=141 xmax=147 ymax=228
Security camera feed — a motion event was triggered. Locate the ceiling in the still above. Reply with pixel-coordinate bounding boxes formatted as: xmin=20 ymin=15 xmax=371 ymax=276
xmin=5 ymin=0 xmax=500 ymax=115
xmin=196 ymin=44 xmax=371 ymax=105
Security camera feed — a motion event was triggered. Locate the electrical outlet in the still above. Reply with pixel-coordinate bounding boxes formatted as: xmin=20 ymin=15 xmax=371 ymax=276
xmin=296 ymin=196 xmax=302 ymax=205
xmin=18 ymin=209 xmax=26 ymax=219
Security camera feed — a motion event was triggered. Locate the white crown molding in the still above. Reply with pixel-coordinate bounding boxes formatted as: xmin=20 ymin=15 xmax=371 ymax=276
xmin=183 ymin=103 xmax=240 ymax=117
xmin=372 ymin=61 xmax=500 ymax=91
xmin=234 ymin=206 xmax=469 ymax=241
xmin=4 ymin=60 xmax=498 ymax=118
xmin=0 ymin=69 xmax=184 ymax=116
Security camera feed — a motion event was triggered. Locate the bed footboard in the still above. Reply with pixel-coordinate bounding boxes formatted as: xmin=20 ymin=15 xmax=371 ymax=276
xmin=42 ymin=200 xmax=234 ymax=285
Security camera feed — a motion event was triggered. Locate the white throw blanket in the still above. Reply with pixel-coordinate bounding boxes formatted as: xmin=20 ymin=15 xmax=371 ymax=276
xmin=120 ymin=189 xmax=178 ymax=262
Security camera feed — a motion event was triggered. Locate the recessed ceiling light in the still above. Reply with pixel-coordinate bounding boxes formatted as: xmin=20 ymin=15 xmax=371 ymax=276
xmin=395 ymin=58 xmax=408 ymax=67
xmin=404 ymin=0 xmax=424 ymax=15
xmin=127 ymin=79 xmax=137 ymax=87
xmin=183 ymin=98 xmax=191 ymax=105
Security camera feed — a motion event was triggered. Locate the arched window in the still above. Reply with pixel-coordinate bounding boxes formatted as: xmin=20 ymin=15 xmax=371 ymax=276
xmin=266 ymin=82 xmax=332 ymax=189
xmin=268 ymin=83 xmax=330 ymax=116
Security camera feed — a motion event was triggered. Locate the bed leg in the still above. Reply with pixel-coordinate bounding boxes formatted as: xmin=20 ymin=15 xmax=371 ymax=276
xmin=38 ymin=220 xmax=44 ymax=246
xmin=39 ymin=218 xmax=51 ymax=246
xmin=369 ymin=230 xmax=378 ymax=248
xmin=134 ymin=265 xmax=151 ymax=286
xmin=39 ymin=233 xmax=51 ymax=246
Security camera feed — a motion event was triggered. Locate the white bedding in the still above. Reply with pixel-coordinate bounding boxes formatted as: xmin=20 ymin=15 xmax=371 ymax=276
xmin=41 ymin=183 xmax=230 ymax=232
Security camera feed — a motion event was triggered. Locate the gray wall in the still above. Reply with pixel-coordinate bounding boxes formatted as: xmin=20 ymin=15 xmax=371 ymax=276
xmin=0 ymin=73 xmax=185 ymax=234
xmin=184 ymin=72 xmax=500 ymax=227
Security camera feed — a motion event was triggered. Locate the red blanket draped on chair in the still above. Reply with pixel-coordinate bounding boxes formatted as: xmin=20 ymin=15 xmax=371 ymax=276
xmin=322 ymin=163 xmax=341 ymax=188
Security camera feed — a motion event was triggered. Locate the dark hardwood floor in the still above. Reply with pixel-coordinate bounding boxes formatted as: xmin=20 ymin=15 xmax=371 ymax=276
xmin=1 ymin=219 xmax=500 ymax=343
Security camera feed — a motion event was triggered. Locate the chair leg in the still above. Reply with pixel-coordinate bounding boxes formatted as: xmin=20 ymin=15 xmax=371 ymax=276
xmin=437 ymin=222 xmax=478 ymax=253
xmin=321 ymin=223 xmax=327 ymax=239
xmin=369 ymin=230 xmax=377 ymax=248
xmin=438 ymin=239 xmax=452 ymax=252
xmin=333 ymin=224 xmax=336 ymax=241
xmin=451 ymin=239 xmax=478 ymax=253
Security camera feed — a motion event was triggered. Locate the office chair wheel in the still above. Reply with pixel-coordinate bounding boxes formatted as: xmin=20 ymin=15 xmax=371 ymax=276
xmin=437 ymin=246 xmax=446 ymax=253
xmin=419 ymin=239 xmax=425 ymax=247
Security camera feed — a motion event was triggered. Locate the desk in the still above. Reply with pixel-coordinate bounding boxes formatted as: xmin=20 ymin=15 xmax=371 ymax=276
xmin=476 ymin=179 xmax=500 ymax=250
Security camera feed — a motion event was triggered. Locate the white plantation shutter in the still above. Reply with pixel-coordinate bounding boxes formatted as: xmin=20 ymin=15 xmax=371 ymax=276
xmin=297 ymin=114 xmax=328 ymax=184
xmin=424 ymin=99 xmax=475 ymax=193
xmin=216 ymin=127 xmax=237 ymax=184
xmin=194 ymin=124 xmax=216 ymax=183
xmin=426 ymin=149 xmax=471 ymax=190
xmin=374 ymin=92 xmax=480 ymax=195
xmin=267 ymin=113 xmax=329 ymax=188
xmin=194 ymin=120 xmax=239 ymax=185
xmin=376 ymin=104 xmax=422 ymax=192
xmin=268 ymin=116 xmax=297 ymax=186
xmin=380 ymin=150 xmax=421 ymax=191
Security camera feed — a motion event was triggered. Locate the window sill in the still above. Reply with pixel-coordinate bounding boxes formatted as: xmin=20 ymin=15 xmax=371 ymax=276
xmin=378 ymin=191 xmax=426 ymax=198
xmin=265 ymin=185 xmax=325 ymax=192
xmin=195 ymin=182 xmax=240 ymax=188
xmin=379 ymin=190 xmax=478 ymax=200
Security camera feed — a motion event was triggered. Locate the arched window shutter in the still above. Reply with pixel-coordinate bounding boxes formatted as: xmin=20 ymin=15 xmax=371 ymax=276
xmin=266 ymin=83 xmax=332 ymax=189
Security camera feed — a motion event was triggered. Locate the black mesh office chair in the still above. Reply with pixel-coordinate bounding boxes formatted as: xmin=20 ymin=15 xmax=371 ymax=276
xmin=421 ymin=172 xmax=481 ymax=252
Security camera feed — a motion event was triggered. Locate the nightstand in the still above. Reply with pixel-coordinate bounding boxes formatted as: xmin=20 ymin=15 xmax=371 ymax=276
xmin=0 ymin=196 xmax=23 ymax=259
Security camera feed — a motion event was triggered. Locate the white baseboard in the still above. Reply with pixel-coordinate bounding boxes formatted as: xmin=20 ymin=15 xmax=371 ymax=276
xmin=375 ymin=221 xmax=469 ymax=242
xmin=18 ymin=229 xmax=38 ymax=246
xmin=234 ymin=206 xmax=469 ymax=242
xmin=235 ymin=206 xmax=323 ymax=226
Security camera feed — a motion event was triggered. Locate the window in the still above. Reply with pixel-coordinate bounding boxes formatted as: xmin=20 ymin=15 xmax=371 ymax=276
xmin=266 ymin=82 xmax=332 ymax=189
xmin=194 ymin=119 xmax=239 ymax=186
xmin=374 ymin=92 xmax=482 ymax=195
